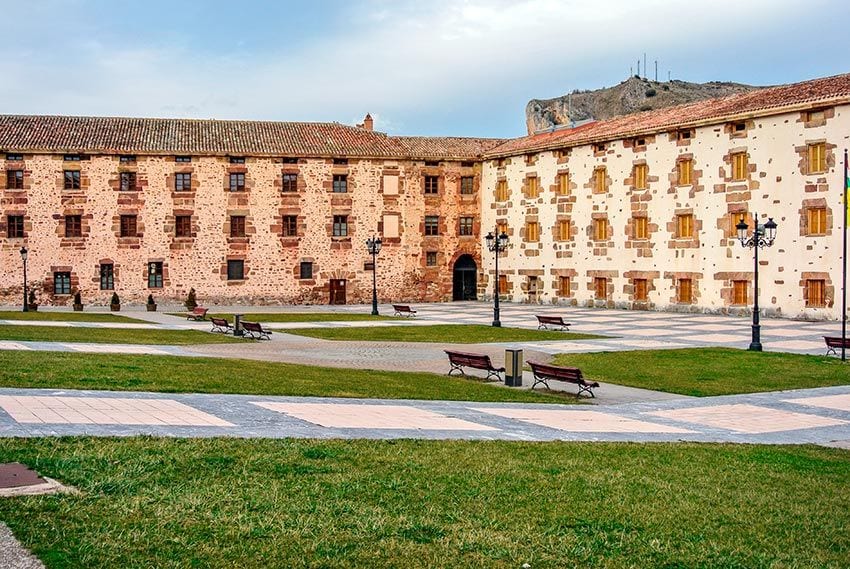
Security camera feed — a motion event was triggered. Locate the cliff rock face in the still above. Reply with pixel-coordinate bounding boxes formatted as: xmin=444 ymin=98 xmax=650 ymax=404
xmin=525 ymin=76 xmax=764 ymax=134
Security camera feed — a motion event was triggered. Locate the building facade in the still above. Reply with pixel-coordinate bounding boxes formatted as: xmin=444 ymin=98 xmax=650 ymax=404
xmin=0 ymin=73 xmax=847 ymax=319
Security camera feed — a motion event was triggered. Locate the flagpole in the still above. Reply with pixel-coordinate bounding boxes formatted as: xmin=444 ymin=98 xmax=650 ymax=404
xmin=842 ymin=149 xmax=848 ymax=362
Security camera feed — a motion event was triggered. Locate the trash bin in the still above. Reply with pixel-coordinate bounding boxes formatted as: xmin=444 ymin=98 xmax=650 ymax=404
xmin=234 ymin=314 xmax=244 ymax=337
xmin=505 ymin=348 xmax=523 ymax=387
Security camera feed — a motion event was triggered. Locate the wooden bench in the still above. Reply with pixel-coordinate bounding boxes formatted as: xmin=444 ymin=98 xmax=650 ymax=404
xmin=445 ymin=350 xmax=504 ymax=381
xmin=528 ymin=361 xmax=599 ymax=398
xmin=824 ymin=336 xmax=850 ymax=356
xmin=185 ymin=307 xmax=209 ymax=321
xmin=535 ymin=315 xmax=571 ymax=331
xmin=241 ymin=320 xmax=272 ymax=341
xmin=210 ymin=317 xmax=233 ymax=334
xmin=393 ymin=304 xmax=417 ymax=317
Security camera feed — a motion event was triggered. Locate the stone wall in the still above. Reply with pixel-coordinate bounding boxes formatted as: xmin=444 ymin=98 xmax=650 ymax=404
xmin=0 ymin=155 xmax=481 ymax=306
xmin=481 ymin=106 xmax=847 ymax=320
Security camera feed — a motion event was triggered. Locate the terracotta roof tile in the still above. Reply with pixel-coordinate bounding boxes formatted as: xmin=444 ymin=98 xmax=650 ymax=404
xmin=485 ymin=72 xmax=850 ymax=157
xmin=0 ymin=115 xmax=502 ymax=160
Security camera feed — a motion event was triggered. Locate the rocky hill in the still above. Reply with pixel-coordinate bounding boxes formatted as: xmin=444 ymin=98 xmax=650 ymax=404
xmin=525 ymin=77 xmax=765 ymax=134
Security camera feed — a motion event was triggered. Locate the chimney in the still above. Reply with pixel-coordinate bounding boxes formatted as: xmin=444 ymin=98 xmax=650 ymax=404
xmin=362 ymin=113 xmax=373 ymax=131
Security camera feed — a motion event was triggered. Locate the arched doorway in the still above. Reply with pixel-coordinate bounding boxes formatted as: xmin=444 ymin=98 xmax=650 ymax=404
xmin=452 ymin=255 xmax=478 ymax=301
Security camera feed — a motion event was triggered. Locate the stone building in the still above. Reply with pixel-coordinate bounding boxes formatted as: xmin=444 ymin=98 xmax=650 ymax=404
xmin=0 ymin=115 xmax=503 ymax=305
xmin=479 ymin=73 xmax=849 ymax=320
xmin=0 ymin=72 xmax=847 ymax=319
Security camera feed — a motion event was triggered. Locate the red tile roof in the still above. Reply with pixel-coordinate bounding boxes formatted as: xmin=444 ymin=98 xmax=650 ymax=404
xmin=0 ymin=115 xmax=503 ymax=160
xmin=485 ymin=72 xmax=850 ymax=158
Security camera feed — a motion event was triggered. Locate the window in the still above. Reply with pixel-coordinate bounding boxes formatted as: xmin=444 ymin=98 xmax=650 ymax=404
xmin=633 ymin=164 xmax=648 ymax=190
xmin=677 ymin=130 xmax=692 ymax=141
xmin=227 ymin=260 xmax=245 ymax=280
xmin=175 ymin=215 xmax=192 ymax=238
xmin=633 ymin=217 xmax=648 ymax=240
xmin=732 ymin=122 xmax=746 ymax=132
xmin=594 ymin=143 xmax=606 ymax=153
xmin=496 ymin=221 xmax=508 ymax=237
xmin=148 ymin=262 xmax=163 ymax=288
xmin=282 ymin=157 xmax=298 ymax=164
xmin=332 ymin=174 xmax=347 ymax=193
xmin=460 ymin=176 xmax=474 ymax=195
xmin=175 ymin=156 xmax=191 ymax=163
xmin=807 ymin=110 xmax=825 ymax=123
xmin=99 ymin=264 xmax=114 ymax=290
xmin=496 ymin=179 xmax=508 ymax=201
xmin=120 ymin=172 xmax=137 ymax=192
xmin=459 ymin=216 xmax=474 ymax=236
xmin=558 ymin=276 xmax=570 ymax=297
xmin=63 ymin=170 xmax=81 ymax=190
xmin=229 ymin=157 xmax=245 ymax=164
xmin=634 ymin=279 xmax=648 ymax=301
xmin=808 ymin=143 xmax=827 ymax=174
xmin=119 ymin=155 xmax=136 ymax=163
xmin=634 ymin=137 xmax=646 ymax=148
xmin=229 ymin=173 xmax=245 ymax=192
xmin=424 ymin=216 xmax=439 ymax=236
xmin=6 ymin=170 xmax=23 ymax=189
xmin=732 ymin=280 xmax=748 ymax=305
xmin=333 ymin=158 xmax=348 ymax=165
xmin=461 ymin=161 xmax=474 ymax=168
xmin=731 ymin=152 xmax=748 ymax=180
xmin=282 ymin=215 xmax=298 ymax=237
xmin=53 ymin=272 xmax=71 ymax=295
xmin=593 ymin=167 xmax=606 ymax=193
xmin=676 ymin=214 xmax=694 ymax=238
xmin=63 ymin=155 xmax=81 ymax=162
xmin=65 ymin=214 xmax=82 ymax=238
xmin=557 ymin=172 xmax=570 ymax=196
xmin=498 ymin=275 xmax=508 ymax=294
xmin=5 ymin=153 xmax=23 ymax=161
xmin=806 ymin=279 xmax=826 ymax=307
xmin=526 ymin=221 xmax=539 ymax=242
xmin=424 ymin=175 xmax=439 ymax=194
xmin=282 ymin=173 xmax=298 ymax=193
xmin=424 ymin=160 xmax=439 ymax=167
xmin=6 ymin=215 xmax=24 ymax=238
xmin=526 ymin=176 xmax=539 ymax=198
xmin=120 ymin=215 xmax=138 ymax=237
xmin=677 ymin=278 xmax=693 ymax=303
xmin=426 ymin=251 xmax=437 ymax=267
xmin=594 ymin=277 xmax=607 ymax=300
xmin=175 ymin=173 xmax=192 ymax=192
xmin=807 ymin=208 xmax=828 ymax=235
xmin=678 ymin=159 xmax=693 ymax=185
xmin=230 ymin=215 xmax=246 ymax=238
xmin=593 ymin=218 xmax=608 ymax=241
xmin=557 ymin=219 xmax=570 ymax=241
xmin=332 ymin=215 xmax=348 ymax=237
xmin=299 ymin=261 xmax=313 ymax=280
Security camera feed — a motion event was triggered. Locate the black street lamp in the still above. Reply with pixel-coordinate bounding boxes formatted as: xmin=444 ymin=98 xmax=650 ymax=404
xmin=736 ymin=213 xmax=778 ymax=351
xmin=366 ymin=235 xmax=382 ymax=316
xmin=20 ymin=247 xmax=28 ymax=313
xmin=485 ymin=229 xmax=509 ymax=327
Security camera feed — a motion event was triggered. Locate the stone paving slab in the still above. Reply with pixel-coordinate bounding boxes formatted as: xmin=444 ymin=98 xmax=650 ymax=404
xmin=0 ymin=386 xmax=849 ymax=445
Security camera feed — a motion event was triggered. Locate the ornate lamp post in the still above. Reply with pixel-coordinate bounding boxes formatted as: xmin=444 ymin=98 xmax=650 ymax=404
xmin=485 ymin=229 xmax=509 ymax=327
xmin=20 ymin=247 xmax=28 ymax=313
xmin=736 ymin=213 xmax=778 ymax=351
xmin=366 ymin=236 xmax=382 ymax=316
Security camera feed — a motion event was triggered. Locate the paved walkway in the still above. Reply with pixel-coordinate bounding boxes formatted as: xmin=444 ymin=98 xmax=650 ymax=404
xmin=1 ymin=385 xmax=849 ymax=445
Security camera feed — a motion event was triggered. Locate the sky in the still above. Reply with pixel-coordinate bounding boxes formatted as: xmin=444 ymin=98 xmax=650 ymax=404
xmin=1 ymin=0 xmax=848 ymax=138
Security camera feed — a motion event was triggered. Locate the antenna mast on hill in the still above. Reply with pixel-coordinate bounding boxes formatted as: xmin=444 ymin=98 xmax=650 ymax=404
xmin=643 ymin=53 xmax=647 ymax=79
xmin=655 ymin=60 xmax=658 ymax=81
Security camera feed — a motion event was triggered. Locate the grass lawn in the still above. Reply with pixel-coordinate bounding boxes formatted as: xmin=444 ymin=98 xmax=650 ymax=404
xmin=0 ymin=438 xmax=848 ymax=568
xmin=0 ymin=325 xmax=239 ymax=345
xmin=0 ymin=310 xmax=145 ymax=323
xmin=287 ymin=324 xmax=606 ymax=343
xmin=0 ymin=351 xmax=564 ymax=402
xmin=168 ymin=312 xmax=398 ymax=322
xmin=553 ymin=347 xmax=850 ymax=396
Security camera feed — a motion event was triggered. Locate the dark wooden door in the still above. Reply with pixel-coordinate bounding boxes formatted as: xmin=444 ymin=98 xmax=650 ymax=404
xmin=329 ymin=279 xmax=346 ymax=305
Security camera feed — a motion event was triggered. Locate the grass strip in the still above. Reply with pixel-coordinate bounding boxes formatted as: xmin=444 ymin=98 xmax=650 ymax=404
xmin=168 ymin=312 xmax=398 ymax=322
xmin=0 ymin=350 xmax=565 ymax=402
xmin=0 ymin=311 xmax=145 ymax=323
xmin=286 ymin=324 xmax=606 ymax=343
xmin=0 ymin=438 xmax=848 ymax=568
xmin=0 ymin=325 xmax=239 ymax=345
xmin=553 ymin=347 xmax=850 ymax=396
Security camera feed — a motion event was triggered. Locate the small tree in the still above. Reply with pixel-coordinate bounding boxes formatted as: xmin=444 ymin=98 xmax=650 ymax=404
xmin=185 ymin=288 xmax=198 ymax=311
xmin=28 ymin=290 xmax=37 ymax=309
xmin=73 ymin=291 xmax=83 ymax=311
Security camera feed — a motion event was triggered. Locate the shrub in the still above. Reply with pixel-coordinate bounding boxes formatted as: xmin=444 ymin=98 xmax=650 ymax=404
xmin=28 ymin=290 xmax=37 ymax=305
xmin=147 ymin=294 xmax=155 ymax=306
xmin=73 ymin=291 xmax=82 ymax=305
xmin=110 ymin=292 xmax=120 ymax=306
xmin=645 ymin=88 xmax=657 ymax=97
xmin=185 ymin=288 xmax=198 ymax=311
